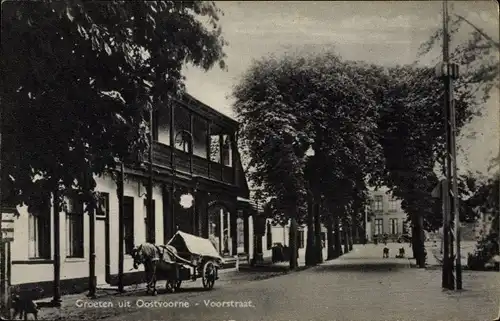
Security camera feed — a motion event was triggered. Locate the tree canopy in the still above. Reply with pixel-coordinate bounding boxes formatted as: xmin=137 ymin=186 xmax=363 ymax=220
xmin=1 ymin=0 xmax=226 ymax=209
xmin=233 ymin=52 xmax=384 ymax=227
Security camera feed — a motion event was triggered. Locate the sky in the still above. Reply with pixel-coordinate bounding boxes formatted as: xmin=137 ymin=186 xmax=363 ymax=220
xmin=182 ymin=1 xmax=499 ymax=177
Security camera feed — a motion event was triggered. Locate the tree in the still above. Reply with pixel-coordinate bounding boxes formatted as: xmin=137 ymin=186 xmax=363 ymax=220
xmin=233 ymin=55 xmax=313 ymax=269
xmin=418 ymin=9 xmax=499 ymax=103
xmin=234 ymin=52 xmax=385 ymax=266
xmin=377 ymin=65 xmax=478 ymax=266
xmin=465 ymin=175 xmax=500 ymax=270
xmin=1 ymin=1 xmax=226 ymax=209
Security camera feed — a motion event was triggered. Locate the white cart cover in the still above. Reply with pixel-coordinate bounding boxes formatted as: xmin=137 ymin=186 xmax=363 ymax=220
xmin=168 ymin=231 xmax=224 ymax=263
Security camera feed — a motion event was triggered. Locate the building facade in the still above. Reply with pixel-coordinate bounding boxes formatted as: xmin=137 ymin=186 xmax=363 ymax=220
xmin=368 ymin=188 xmax=409 ymax=241
xmin=8 ymin=94 xmax=252 ymax=297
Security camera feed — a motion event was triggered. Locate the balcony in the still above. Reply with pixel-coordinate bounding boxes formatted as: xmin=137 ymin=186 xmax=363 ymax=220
xmin=152 ymin=142 xmax=234 ymax=184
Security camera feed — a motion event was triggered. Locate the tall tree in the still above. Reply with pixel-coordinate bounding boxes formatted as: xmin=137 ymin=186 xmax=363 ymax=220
xmin=377 ymin=65 xmax=478 ymax=266
xmin=234 ymin=52 xmax=384 ymax=266
xmin=1 ymin=1 xmax=227 ymax=209
xmin=233 ymin=55 xmax=312 ymax=269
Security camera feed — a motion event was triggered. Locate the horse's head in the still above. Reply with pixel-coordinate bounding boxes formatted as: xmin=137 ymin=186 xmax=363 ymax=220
xmin=131 ymin=244 xmax=144 ymax=269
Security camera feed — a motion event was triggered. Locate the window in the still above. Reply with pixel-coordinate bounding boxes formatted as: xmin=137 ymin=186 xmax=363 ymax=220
xmin=236 ymin=217 xmax=244 ymax=249
xmin=193 ymin=116 xmax=208 ymax=158
xmin=390 ymin=218 xmax=398 ymax=235
xmin=298 ymin=230 xmax=305 ymax=248
xmin=266 ymin=222 xmax=272 ymax=250
xmin=373 ymin=196 xmax=383 ymax=211
xmin=155 ymin=106 xmax=171 ymax=145
xmin=96 ymin=193 xmax=109 ymax=219
xmin=143 ymin=199 xmax=156 ymax=243
xmin=173 ymin=105 xmax=190 ymax=151
xmin=66 ymin=196 xmax=84 ymax=258
xmin=28 ymin=195 xmax=51 ymax=259
xmin=124 ymin=197 xmax=135 ymax=255
xmin=209 ymin=123 xmax=222 ymax=163
xmin=210 ymin=135 xmax=221 ymax=163
xmin=375 ymin=219 xmax=383 ymax=235
xmin=389 ymin=198 xmax=398 ymax=211
xmin=221 ymin=134 xmax=232 ymax=167
xmin=174 ymin=131 xmax=192 ymax=153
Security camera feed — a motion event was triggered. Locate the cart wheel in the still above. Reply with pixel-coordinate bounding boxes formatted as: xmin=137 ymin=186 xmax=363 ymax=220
xmin=202 ymin=261 xmax=216 ymax=290
xmin=175 ymin=280 xmax=182 ymax=290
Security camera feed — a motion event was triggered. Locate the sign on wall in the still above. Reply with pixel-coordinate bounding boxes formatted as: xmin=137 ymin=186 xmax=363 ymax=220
xmin=1 ymin=209 xmax=18 ymax=242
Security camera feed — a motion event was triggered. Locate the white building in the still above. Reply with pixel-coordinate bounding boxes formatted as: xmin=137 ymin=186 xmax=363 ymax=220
xmin=6 ymin=94 xmax=252 ymax=300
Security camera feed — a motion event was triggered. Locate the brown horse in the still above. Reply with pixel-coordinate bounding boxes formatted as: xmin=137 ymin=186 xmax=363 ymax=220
xmin=131 ymin=243 xmax=178 ymax=295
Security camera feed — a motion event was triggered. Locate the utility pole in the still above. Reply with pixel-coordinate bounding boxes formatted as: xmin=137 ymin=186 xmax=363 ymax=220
xmin=436 ymin=0 xmax=461 ymax=290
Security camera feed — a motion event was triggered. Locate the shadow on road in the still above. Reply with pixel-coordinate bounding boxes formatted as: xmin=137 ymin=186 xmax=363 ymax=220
xmin=314 ymin=262 xmax=407 ymax=273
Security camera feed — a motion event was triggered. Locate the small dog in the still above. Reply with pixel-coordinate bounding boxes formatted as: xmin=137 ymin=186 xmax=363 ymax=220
xmin=11 ymin=292 xmax=39 ymax=320
xmin=383 ymin=247 xmax=389 ymax=258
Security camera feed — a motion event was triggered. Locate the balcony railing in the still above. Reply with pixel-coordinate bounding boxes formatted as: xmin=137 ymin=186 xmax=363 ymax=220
xmin=152 ymin=142 xmax=234 ymax=184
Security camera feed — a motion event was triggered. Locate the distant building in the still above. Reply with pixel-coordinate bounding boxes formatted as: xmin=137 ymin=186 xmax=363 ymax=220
xmin=367 ymin=188 xmax=409 ymax=242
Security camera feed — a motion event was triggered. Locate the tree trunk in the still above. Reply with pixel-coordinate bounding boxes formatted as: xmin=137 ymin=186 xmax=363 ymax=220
xmin=348 ymin=224 xmax=354 ymax=251
xmin=411 ymin=214 xmax=426 ymax=268
xmin=289 ymin=213 xmax=299 ymax=269
xmin=326 ymin=212 xmax=335 ymax=260
xmin=305 ymin=196 xmax=316 ymax=266
xmin=314 ymin=201 xmax=323 ymax=264
xmin=334 ymin=214 xmax=342 ymax=257
xmin=343 ymin=227 xmax=350 ymax=254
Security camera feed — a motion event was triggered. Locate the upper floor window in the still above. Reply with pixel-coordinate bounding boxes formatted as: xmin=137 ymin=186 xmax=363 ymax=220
xmin=154 ymin=105 xmax=171 ymax=145
xmin=389 ymin=198 xmax=398 ymax=211
xmin=221 ymin=134 xmax=233 ymax=167
xmin=373 ymin=196 xmax=383 ymax=211
xmin=173 ymin=104 xmax=190 ymax=151
xmin=175 ymin=131 xmax=192 ymax=153
xmin=193 ymin=116 xmax=208 ymax=158
xmin=210 ymin=123 xmax=223 ymax=163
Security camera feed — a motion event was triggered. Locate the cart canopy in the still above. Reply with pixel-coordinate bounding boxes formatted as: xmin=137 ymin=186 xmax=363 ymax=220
xmin=167 ymin=231 xmax=223 ymax=262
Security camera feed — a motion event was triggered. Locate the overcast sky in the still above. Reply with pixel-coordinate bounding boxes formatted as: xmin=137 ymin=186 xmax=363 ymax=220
xmin=182 ymin=1 xmax=499 ymax=177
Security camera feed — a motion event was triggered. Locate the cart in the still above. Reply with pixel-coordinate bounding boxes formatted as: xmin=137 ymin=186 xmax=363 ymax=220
xmin=153 ymin=231 xmax=224 ymax=293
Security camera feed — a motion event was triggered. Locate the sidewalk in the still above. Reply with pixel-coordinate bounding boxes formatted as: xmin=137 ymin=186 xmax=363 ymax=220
xmin=32 ymin=268 xmax=295 ymax=320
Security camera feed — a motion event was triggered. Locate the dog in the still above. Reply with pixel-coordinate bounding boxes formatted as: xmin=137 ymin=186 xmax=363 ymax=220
xmin=383 ymin=247 xmax=389 ymax=258
xmin=11 ymin=292 xmax=39 ymax=320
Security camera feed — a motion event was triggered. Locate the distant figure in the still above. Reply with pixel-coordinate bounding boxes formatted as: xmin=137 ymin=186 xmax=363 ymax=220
xmin=383 ymin=247 xmax=389 ymax=258
xmin=396 ymin=247 xmax=405 ymax=258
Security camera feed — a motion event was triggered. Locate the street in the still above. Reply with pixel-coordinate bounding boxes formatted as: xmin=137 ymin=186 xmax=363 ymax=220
xmin=70 ymin=244 xmax=498 ymax=321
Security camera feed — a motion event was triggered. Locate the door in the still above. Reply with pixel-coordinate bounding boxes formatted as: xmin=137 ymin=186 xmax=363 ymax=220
xmin=95 ymin=218 xmax=107 ymax=285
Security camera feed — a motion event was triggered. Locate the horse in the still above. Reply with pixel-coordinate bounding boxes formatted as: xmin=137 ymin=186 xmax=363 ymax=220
xmin=131 ymin=243 xmax=178 ymax=295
